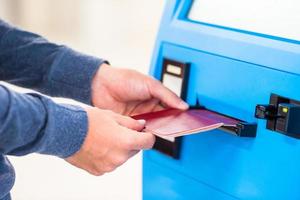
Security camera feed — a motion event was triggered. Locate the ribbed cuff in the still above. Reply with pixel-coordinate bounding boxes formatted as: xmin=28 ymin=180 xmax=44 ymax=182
xmin=45 ymin=47 xmax=107 ymax=105
xmin=37 ymin=102 xmax=88 ymax=158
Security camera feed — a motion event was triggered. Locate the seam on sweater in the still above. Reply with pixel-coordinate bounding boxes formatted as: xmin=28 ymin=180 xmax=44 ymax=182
xmin=41 ymin=45 xmax=67 ymax=87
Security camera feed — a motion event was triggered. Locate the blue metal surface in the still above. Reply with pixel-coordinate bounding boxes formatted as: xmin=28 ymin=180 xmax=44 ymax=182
xmin=143 ymin=0 xmax=300 ymax=199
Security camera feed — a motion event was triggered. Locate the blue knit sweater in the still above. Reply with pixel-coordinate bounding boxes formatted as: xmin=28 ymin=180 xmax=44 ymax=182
xmin=0 ymin=20 xmax=105 ymax=199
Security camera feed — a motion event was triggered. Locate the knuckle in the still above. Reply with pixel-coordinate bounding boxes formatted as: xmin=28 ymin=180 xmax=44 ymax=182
xmin=112 ymin=155 xmax=128 ymax=166
xmin=104 ymin=165 xmax=116 ymax=173
xmin=148 ymin=78 xmax=159 ymax=89
xmin=91 ymin=163 xmax=106 ymax=176
xmin=145 ymin=134 xmax=156 ymax=149
xmin=89 ymin=169 xmax=104 ymax=176
xmin=123 ymin=136 xmax=135 ymax=149
xmin=122 ymin=115 xmax=133 ymax=123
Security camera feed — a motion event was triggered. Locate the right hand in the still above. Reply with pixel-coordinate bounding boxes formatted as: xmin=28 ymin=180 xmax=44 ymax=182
xmin=91 ymin=64 xmax=189 ymax=115
xmin=65 ymin=107 xmax=155 ymax=176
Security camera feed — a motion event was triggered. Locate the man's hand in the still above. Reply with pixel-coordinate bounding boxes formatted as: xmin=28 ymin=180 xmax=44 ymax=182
xmin=65 ymin=107 xmax=155 ymax=176
xmin=91 ymin=64 xmax=189 ymax=115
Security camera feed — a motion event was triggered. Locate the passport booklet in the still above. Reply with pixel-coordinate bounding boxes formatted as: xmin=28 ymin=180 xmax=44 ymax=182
xmin=131 ymin=108 xmax=238 ymax=138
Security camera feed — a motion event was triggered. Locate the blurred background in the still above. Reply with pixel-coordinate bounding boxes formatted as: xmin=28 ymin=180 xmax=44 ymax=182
xmin=0 ymin=0 xmax=165 ymax=199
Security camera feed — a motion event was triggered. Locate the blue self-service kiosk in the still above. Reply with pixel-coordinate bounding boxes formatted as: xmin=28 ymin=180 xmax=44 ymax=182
xmin=143 ymin=0 xmax=300 ymax=199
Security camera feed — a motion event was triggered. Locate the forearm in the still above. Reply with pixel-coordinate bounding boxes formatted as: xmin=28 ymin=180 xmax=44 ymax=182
xmin=0 ymin=85 xmax=87 ymax=157
xmin=0 ymin=19 xmax=106 ymax=104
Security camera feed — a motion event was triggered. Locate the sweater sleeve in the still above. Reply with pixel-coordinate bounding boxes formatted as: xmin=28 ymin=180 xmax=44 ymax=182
xmin=0 ymin=85 xmax=88 ymax=158
xmin=0 ymin=19 xmax=106 ymax=105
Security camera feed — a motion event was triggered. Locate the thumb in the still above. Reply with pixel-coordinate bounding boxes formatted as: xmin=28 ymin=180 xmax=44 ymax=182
xmin=148 ymin=78 xmax=189 ymax=110
xmin=115 ymin=115 xmax=146 ymax=131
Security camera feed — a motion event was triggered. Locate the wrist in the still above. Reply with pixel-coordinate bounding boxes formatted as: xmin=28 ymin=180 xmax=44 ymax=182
xmin=46 ymin=47 xmax=105 ymax=104
xmin=91 ymin=63 xmax=111 ymax=106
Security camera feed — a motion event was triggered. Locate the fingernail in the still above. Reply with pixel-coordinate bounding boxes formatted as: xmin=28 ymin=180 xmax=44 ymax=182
xmin=137 ymin=119 xmax=146 ymax=125
xmin=179 ymin=101 xmax=189 ymax=109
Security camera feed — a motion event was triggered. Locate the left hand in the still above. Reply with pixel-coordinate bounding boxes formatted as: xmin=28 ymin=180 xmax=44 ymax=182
xmin=66 ymin=107 xmax=155 ymax=176
xmin=91 ymin=63 xmax=189 ymax=115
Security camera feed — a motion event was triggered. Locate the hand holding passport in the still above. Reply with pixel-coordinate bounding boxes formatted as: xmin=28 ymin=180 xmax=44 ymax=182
xmin=132 ymin=108 xmax=239 ymax=138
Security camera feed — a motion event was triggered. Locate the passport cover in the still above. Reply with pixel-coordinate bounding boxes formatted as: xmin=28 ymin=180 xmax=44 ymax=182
xmin=132 ymin=108 xmax=239 ymax=137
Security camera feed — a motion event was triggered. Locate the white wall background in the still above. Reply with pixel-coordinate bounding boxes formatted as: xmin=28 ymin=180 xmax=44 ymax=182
xmin=0 ymin=0 xmax=165 ymax=199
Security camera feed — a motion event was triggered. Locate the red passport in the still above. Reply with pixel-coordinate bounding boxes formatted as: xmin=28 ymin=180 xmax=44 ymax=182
xmin=132 ymin=108 xmax=238 ymax=137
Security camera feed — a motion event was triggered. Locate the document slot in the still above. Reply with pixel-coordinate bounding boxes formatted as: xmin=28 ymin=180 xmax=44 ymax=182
xmin=149 ymin=58 xmax=190 ymax=159
xmin=143 ymin=58 xmax=257 ymax=158
xmin=133 ymin=107 xmax=257 ymax=158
